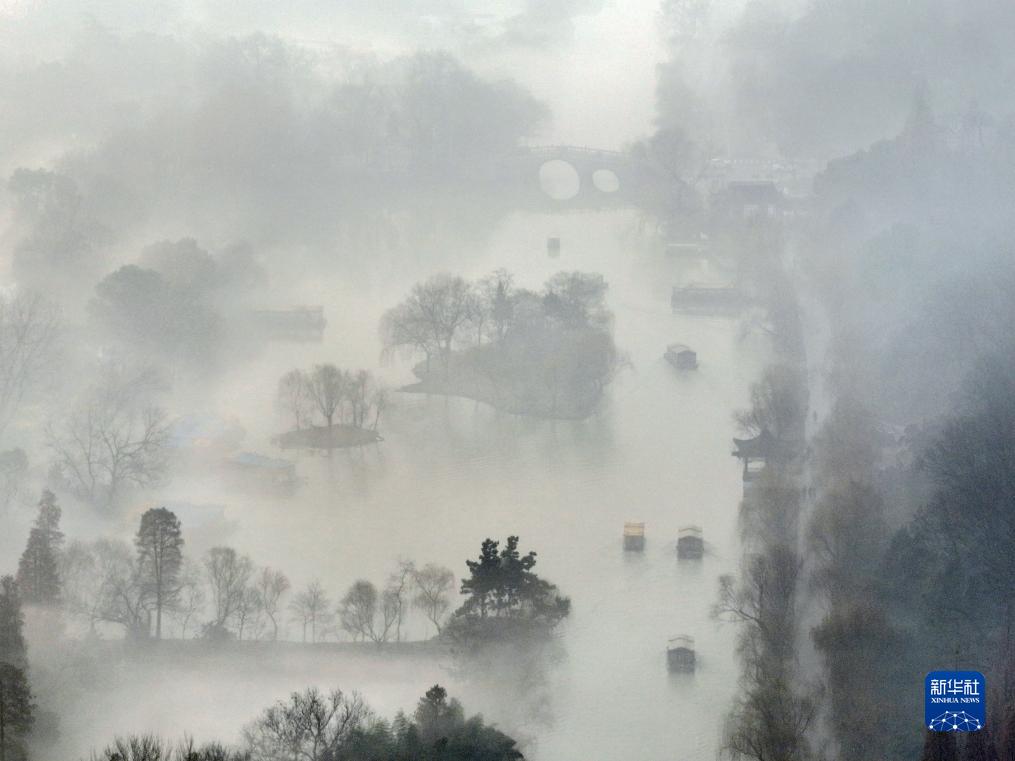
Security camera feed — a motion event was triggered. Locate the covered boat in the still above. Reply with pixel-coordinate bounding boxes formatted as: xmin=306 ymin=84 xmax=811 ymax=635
xmin=676 ymin=526 xmax=704 ymax=559
xmin=665 ymin=343 xmax=698 ymax=370
xmin=623 ymin=521 xmax=645 ymax=551
xmin=667 ymin=635 xmax=696 ymax=672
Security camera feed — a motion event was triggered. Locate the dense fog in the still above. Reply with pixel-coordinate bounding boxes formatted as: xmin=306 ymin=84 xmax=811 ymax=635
xmin=1 ymin=2 xmax=1014 ymax=760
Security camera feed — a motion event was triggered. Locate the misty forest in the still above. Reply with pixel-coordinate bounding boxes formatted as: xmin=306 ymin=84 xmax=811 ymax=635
xmin=1 ymin=1 xmax=1015 ymax=760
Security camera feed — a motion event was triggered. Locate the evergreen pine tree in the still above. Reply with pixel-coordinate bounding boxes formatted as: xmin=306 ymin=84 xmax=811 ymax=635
xmin=0 ymin=579 xmax=26 ymax=670
xmin=0 ymin=663 xmax=33 ymax=761
xmin=415 ymin=684 xmax=458 ymax=746
xmin=135 ymin=507 xmax=183 ymax=639
xmin=449 ymin=535 xmax=570 ymax=651
xmin=15 ymin=490 xmax=63 ymax=606
xmin=460 ymin=539 xmax=501 ymax=618
xmin=0 ymin=577 xmax=32 ymax=761
xmin=497 ymin=535 xmax=537 ymax=612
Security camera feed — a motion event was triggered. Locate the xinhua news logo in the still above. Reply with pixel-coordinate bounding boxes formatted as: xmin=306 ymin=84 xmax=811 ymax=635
xmin=925 ymin=671 xmax=986 ymax=732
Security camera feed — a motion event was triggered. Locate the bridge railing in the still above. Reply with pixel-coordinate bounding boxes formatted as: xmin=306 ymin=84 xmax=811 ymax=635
xmin=524 ymin=145 xmax=628 ymax=159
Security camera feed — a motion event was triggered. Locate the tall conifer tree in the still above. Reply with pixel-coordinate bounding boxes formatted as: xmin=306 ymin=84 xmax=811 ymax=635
xmin=15 ymin=490 xmax=63 ymax=605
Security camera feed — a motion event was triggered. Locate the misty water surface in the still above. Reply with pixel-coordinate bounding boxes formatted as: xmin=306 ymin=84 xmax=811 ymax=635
xmin=46 ymin=210 xmax=767 ymax=761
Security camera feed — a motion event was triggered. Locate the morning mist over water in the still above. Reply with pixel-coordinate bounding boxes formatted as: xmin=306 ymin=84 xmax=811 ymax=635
xmin=2 ymin=2 xmax=1015 ymax=761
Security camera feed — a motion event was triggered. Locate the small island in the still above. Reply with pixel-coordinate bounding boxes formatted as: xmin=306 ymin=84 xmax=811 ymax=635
xmin=382 ymin=269 xmax=622 ymax=419
xmin=274 ymin=365 xmax=386 ymax=449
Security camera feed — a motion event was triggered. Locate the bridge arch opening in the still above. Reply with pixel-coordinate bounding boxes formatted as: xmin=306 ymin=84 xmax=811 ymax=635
xmin=538 ymin=159 xmax=580 ymax=201
xmin=592 ymin=168 xmax=620 ymax=193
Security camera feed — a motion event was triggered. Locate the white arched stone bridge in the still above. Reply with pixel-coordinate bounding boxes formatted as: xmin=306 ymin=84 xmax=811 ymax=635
xmin=496 ymin=144 xmax=675 ymax=211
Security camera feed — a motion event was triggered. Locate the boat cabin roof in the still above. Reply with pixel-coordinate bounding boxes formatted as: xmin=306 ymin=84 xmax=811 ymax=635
xmin=667 ymin=343 xmax=694 ymax=355
xmin=623 ymin=522 xmax=645 ymax=536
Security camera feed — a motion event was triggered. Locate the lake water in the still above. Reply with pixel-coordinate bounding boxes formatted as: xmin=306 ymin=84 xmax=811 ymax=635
xmin=48 ymin=209 xmax=767 ymax=760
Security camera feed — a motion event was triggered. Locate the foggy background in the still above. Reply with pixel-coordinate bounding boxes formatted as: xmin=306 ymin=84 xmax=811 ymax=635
xmin=1 ymin=1 xmax=1014 ymax=760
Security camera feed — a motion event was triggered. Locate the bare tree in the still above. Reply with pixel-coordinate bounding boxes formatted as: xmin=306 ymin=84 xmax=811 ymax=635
xmin=380 ymin=273 xmax=474 ymax=376
xmin=235 ymin=586 xmax=263 ymax=641
xmin=412 ymin=563 xmax=455 ymax=635
xmin=91 ymin=734 xmax=250 ymax=761
xmin=0 ymin=290 xmax=60 ymax=436
xmin=59 ymin=540 xmax=106 ymax=634
xmin=380 ymin=302 xmax=438 ymax=374
xmin=204 ymin=547 xmax=252 ymax=632
xmin=47 ymin=365 xmax=170 ymax=509
xmin=243 ymin=688 xmax=371 ymax=761
xmin=735 ymin=364 xmax=806 ymax=443
xmin=171 ymin=560 xmax=205 ymax=639
xmin=255 ymin=568 xmax=290 ymax=641
xmin=64 ymin=539 xmax=151 ymax=639
xmin=282 ymin=366 xmax=385 ymax=433
xmin=98 ymin=540 xmax=151 ymax=638
xmin=369 ymin=387 xmax=387 ymax=431
xmin=723 ymin=679 xmax=817 ymax=761
xmin=338 ymin=579 xmax=394 ymax=645
xmin=385 ymin=561 xmax=415 ymax=643
xmin=306 ymin=365 xmax=345 ymax=429
xmin=714 ymin=546 xmax=815 ymax=761
xmin=378 ymin=590 xmax=400 ymax=645
xmin=338 ymin=580 xmax=377 ymax=642
xmin=92 ymin=735 xmax=167 ymax=761
xmin=277 ymin=369 xmax=312 ymax=431
xmin=713 ymin=548 xmax=801 ymax=660
xmin=289 ymin=581 xmax=330 ymax=643
xmin=346 ymin=370 xmax=376 ymax=429
xmin=465 ymin=286 xmax=488 ymax=347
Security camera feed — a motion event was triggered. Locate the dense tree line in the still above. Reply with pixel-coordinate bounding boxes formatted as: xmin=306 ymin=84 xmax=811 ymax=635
xmin=19 ymin=502 xmax=567 ymax=652
xmin=88 ymin=684 xmax=521 ymax=761
xmin=15 ymin=497 xmax=464 ymax=646
xmin=0 ymin=576 xmax=34 ymax=761
xmin=716 ymin=358 xmax=816 ymax=761
xmin=9 ymin=491 xmax=565 ymax=758
xmin=787 ymin=101 xmax=1015 ymax=760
